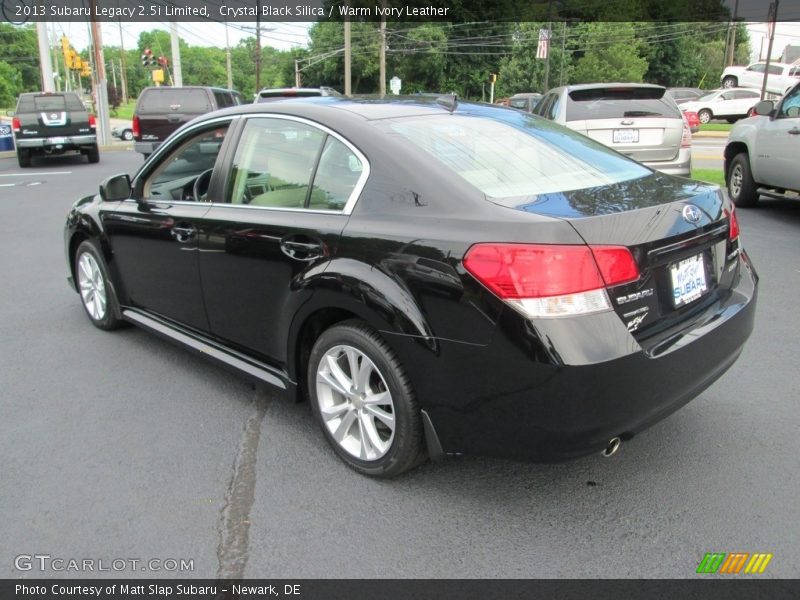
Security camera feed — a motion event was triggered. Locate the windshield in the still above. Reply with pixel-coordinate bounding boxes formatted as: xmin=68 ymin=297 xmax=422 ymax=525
xmin=384 ymin=113 xmax=650 ymax=202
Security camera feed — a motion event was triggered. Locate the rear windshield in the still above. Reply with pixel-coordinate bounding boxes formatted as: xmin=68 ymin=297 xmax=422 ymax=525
xmin=385 ymin=113 xmax=649 ymax=201
xmin=17 ymin=94 xmax=85 ymax=112
xmin=138 ymin=89 xmax=211 ymax=114
xmin=566 ymin=87 xmax=680 ymax=120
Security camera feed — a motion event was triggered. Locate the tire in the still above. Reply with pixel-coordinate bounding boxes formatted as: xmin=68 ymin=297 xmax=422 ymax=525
xmin=17 ymin=149 xmax=31 ymax=168
xmin=726 ymin=118 xmax=737 ymax=124
xmin=722 ymin=76 xmax=737 ymax=89
xmin=74 ymin=241 xmax=123 ymax=330
xmin=85 ymin=144 xmax=100 ymax=164
xmin=122 ymin=129 xmax=133 ymax=141
xmin=727 ymin=153 xmax=759 ymax=208
xmin=698 ymin=109 xmax=712 ymax=124
xmin=308 ymin=320 xmax=425 ymax=477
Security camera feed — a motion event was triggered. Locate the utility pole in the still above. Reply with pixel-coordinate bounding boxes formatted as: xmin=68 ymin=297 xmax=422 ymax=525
xmin=224 ymin=22 xmax=233 ymax=90
xmin=761 ymin=1 xmax=779 ymax=100
xmin=255 ymin=0 xmax=262 ymax=91
xmin=111 ymin=60 xmax=117 ymax=92
xmin=88 ymin=10 xmax=111 ymax=145
xmin=559 ymin=21 xmax=567 ymax=86
xmin=295 ymin=59 xmax=301 ymax=87
xmin=344 ymin=11 xmax=352 ymax=96
xmin=379 ymin=1 xmax=387 ymax=97
xmin=118 ymin=22 xmax=128 ymax=104
xmin=726 ymin=0 xmax=740 ymax=67
xmin=36 ymin=22 xmax=55 ymax=92
xmin=543 ymin=0 xmax=553 ymax=92
xmin=49 ymin=24 xmax=61 ymax=92
xmin=170 ymin=23 xmax=183 ymax=87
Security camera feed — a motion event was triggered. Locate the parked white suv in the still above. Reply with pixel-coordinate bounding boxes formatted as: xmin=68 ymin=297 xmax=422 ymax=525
xmin=721 ymin=62 xmax=800 ymax=96
xmin=682 ymin=88 xmax=761 ymax=124
xmin=724 ymin=82 xmax=800 ymax=207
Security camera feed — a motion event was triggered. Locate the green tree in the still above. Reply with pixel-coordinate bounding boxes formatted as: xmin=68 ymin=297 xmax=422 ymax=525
xmin=0 ymin=61 xmax=22 ymax=106
xmin=0 ymin=24 xmax=40 ymax=93
xmin=570 ymin=23 xmax=648 ymax=84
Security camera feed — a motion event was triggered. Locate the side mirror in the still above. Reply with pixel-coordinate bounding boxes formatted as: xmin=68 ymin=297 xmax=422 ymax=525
xmin=99 ymin=173 xmax=132 ymax=202
xmin=6 ymin=110 xmax=14 ymax=117
xmin=754 ymin=100 xmax=774 ymax=117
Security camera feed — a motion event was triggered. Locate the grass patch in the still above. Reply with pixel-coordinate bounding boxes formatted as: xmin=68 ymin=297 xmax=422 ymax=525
xmin=698 ymin=123 xmax=733 ymax=132
xmin=692 ymin=168 xmax=725 ymax=187
xmin=112 ymin=101 xmax=136 ymax=120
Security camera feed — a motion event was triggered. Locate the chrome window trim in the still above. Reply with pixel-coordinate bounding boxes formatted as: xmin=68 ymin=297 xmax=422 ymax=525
xmin=216 ymin=113 xmax=370 ymax=216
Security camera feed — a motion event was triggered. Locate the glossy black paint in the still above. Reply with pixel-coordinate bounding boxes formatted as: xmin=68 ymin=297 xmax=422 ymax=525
xmin=64 ymin=98 xmax=758 ymax=462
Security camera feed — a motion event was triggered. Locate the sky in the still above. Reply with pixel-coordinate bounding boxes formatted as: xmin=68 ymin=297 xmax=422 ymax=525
xmin=747 ymin=23 xmax=800 ymax=61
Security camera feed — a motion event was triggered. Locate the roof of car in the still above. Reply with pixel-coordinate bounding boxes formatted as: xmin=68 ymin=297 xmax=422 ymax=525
xmin=510 ymin=93 xmax=542 ymax=98
xmin=559 ymin=83 xmax=666 ymax=92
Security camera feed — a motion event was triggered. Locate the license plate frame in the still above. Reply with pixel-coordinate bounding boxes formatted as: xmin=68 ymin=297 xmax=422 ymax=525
xmin=612 ymin=128 xmax=639 ymax=144
xmin=670 ymin=254 xmax=708 ymax=307
xmin=47 ymin=137 xmax=67 ymax=145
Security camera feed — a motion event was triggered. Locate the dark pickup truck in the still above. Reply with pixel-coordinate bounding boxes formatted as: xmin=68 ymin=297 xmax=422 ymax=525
xmin=10 ymin=92 xmax=98 ymax=168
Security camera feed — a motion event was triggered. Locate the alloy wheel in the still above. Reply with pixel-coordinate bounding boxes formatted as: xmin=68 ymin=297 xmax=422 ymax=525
xmin=77 ymin=252 xmax=107 ymax=321
xmin=315 ymin=344 xmax=396 ymax=461
xmin=730 ymin=164 xmax=743 ymax=199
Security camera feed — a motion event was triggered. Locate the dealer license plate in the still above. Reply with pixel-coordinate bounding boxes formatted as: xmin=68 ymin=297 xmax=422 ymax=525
xmin=613 ymin=129 xmax=639 ymax=144
xmin=670 ymin=254 xmax=708 ymax=307
xmin=47 ymin=137 xmax=67 ymax=145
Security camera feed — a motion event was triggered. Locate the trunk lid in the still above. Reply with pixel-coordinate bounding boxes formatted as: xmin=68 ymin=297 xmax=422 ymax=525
xmin=505 ymin=173 xmax=738 ymax=340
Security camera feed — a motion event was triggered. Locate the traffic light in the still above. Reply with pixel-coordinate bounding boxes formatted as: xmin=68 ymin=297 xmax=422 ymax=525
xmin=157 ymin=56 xmax=169 ymax=68
xmin=141 ymin=49 xmax=156 ymax=66
xmin=490 ymin=73 xmax=497 ymax=83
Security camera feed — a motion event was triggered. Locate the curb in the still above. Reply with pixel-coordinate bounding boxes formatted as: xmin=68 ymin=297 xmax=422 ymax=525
xmin=693 ymin=131 xmax=730 ymax=138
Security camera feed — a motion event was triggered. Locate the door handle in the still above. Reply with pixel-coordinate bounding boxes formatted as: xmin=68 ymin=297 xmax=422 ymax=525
xmin=170 ymin=225 xmax=196 ymax=243
xmin=280 ymin=238 xmax=325 ymax=261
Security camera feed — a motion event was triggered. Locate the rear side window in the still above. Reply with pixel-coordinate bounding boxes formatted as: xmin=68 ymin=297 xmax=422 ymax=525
xmin=138 ymin=89 xmax=212 ymax=114
xmin=566 ymin=87 xmax=680 ymax=120
xmin=385 ymin=114 xmax=649 ymax=200
xmin=18 ymin=94 xmax=85 ymax=112
xmin=213 ymin=91 xmax=235 ymax=109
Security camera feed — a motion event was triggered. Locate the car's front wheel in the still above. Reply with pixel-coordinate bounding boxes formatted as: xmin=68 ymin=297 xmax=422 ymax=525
xmin=727 ymin=153 xmax=759 ymax=208
xmin=722 ymin=76 xmax=737 ymax=88
xmin=74 ymin=241 xmax=123 ymax=330
xmin=698 ymin=109 xmax=713 ymax=124
xmin=122 ymin=129 xmax=134 ymax=141
xmin=308 ymin=320 xmax=425 ymax=477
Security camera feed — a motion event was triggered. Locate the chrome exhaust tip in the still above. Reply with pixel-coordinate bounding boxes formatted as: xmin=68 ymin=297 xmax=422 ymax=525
xmin=602 ymin=437 xmax=621 ymax=457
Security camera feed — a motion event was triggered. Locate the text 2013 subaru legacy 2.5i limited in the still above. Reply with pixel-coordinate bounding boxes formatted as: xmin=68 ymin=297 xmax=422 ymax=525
xmin=64 ymin=97 xmax=757 ymax=477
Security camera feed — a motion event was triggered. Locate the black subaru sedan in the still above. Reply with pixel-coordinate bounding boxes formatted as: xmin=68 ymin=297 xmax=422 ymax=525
xmin=64 ymin=97 xmax=757 ymax=477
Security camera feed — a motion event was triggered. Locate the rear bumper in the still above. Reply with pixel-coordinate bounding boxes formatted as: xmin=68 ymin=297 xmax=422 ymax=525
xmin=16 ymin=135 xmax=96 ymax=150
xmin=645 ymin=148 xmax=692 ymax=177
xmin=394 ymin=252 xmax=757 ymax=462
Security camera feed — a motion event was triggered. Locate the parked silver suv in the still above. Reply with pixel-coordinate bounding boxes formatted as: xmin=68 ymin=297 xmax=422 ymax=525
xmin=534 ymin=83 xmax=692 ymax=176
xmin=724 ymin=82 xmax=800 ymax=207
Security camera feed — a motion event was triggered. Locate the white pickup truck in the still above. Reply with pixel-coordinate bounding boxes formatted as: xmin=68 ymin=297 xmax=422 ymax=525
xmin=724 ymin=82 xmax=800 ymax=207
xmin=721 ymin=62 xmax=800 ymax=96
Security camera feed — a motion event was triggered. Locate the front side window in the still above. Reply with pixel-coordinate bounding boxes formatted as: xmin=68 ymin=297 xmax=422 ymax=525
xmin=142 ymin=125 xmax=228 ymax=200
xmin=778 ymin=85 xmax=800 ymax=119
xmin=747 ymin=64 xmax=765 ymax=73
xmin=767 ymin=64 xmax=783 ymax=75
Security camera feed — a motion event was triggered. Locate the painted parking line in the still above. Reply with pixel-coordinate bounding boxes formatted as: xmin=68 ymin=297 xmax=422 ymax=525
xmin=0 ymin=171 xmax=73 ymax=177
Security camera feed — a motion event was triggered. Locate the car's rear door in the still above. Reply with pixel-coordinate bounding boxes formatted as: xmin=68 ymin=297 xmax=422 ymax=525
xmin=565 ymin=87 xmax=682 ymax=163
xmin=198 ymin=115 xmax=368 ymax=367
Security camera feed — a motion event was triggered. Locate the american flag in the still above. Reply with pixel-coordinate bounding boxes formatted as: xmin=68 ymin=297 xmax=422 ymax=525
xmin=537 ymin=28 xmax=550 ymax=59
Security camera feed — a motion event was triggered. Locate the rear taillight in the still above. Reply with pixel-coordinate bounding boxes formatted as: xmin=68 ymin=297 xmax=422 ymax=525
xmin=12 ymin=117 xmax=20 ymax=133
xmin=132 ymin=115 xmax=140 ymax=138
xmin=681 ymin=122 xmax=692 ymax=148
xmin=88 ymin=114 xmax=96 ymax=128
xmin=726 ymin=208 xmax=740 ymax=241
xmin=463 ymin=243 xmax=639 ymax=318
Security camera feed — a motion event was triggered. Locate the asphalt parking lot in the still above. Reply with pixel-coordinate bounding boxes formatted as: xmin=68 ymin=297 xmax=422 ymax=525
xmin=1 ymin=150 xmax=798 ymax=579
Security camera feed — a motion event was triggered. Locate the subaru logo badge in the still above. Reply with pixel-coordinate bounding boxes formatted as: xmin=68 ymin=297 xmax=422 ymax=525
xmin=682 ymin=204 xmax=702 ymax=224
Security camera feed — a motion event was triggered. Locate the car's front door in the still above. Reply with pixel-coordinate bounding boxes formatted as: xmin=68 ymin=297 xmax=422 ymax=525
xmin=198 ymin=115 xmax=368 ymax=370
xmin=104 ymin=119 xmax=234 ymax=331
xmin=755 ymin=85 xmax=800 ymax=191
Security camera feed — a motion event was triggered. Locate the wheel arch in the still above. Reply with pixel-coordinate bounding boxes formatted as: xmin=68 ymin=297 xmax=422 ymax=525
xmin=724 ymin=141 xmax=750 ymax=184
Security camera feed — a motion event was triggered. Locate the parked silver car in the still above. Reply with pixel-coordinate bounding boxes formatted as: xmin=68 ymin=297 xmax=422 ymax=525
xmin=534 ymin=83 xmax=692 ymax=176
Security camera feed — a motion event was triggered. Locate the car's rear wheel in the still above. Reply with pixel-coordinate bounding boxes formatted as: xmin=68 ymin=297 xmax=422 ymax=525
xmin=698 ymin=109 xmax=712 ymax=124
xmin=308 ymin=320 xmax=425 ymax=477
xmin=122 ymin=129 xmax=133 ymax=141
xmin=722 ymin=76 xmax=737 ymax=88
xmin=727 ymin=153 xmax=759 ymax=208
xmin=85 ymin=145 xmax=100 ymax=164
xmin=74 ymin=241 xmax=123 ymax=330
xmin=17 ymin=149 xmax=31 ymax=168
